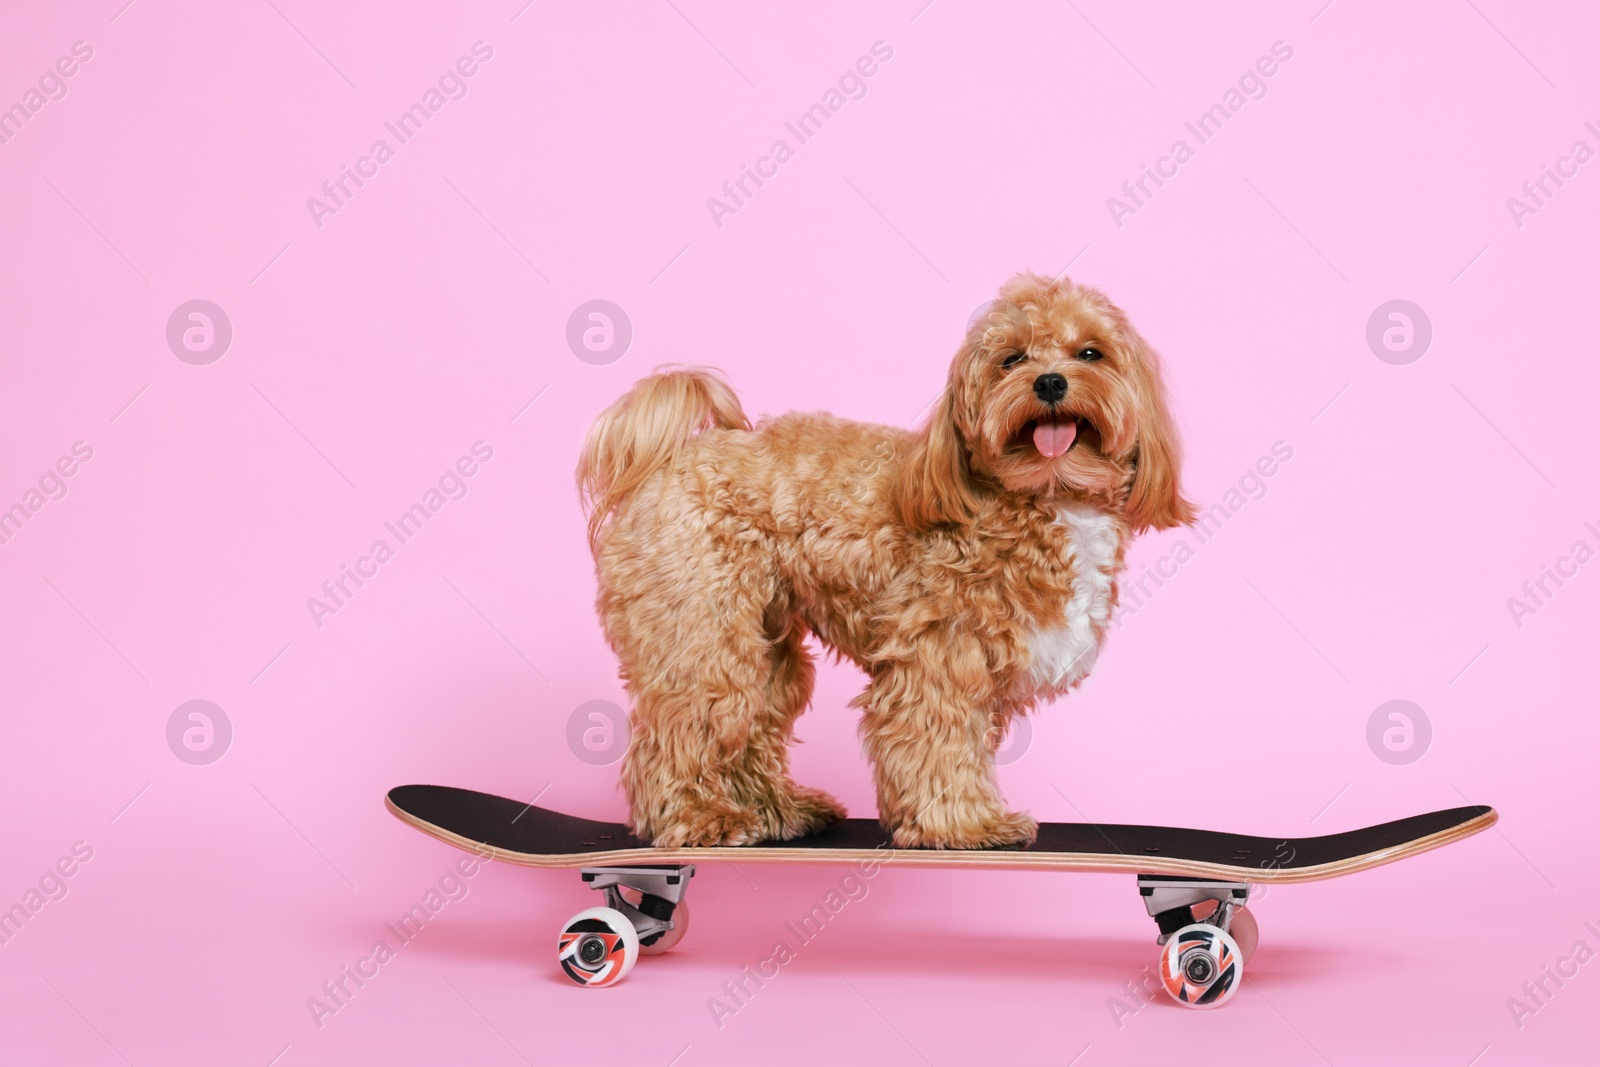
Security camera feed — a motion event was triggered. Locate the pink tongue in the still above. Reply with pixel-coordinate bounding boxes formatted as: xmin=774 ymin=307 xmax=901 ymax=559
xmin=1033 ymin=421 xmax=1078 ymax=458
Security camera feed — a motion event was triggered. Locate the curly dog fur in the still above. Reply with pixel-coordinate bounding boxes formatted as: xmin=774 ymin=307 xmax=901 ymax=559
xmin=577 ymin=272 xmax=1193 ymax=849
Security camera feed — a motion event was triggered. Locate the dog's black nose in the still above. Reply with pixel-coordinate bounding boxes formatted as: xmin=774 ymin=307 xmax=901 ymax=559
xmin=1032 ymin=373 xmax=1068 ymax=405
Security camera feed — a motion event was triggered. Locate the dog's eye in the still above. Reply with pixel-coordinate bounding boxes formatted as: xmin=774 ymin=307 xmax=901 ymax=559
xmin=1001 ymin=351 xmax=1028 ymax=368
xmin=1076 ymin=347 xmax=1105 ymax=362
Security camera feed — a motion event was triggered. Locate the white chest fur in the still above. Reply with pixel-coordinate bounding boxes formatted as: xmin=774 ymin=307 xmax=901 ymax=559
xmin=1026 ymin=503 xmax=1121 ymax=692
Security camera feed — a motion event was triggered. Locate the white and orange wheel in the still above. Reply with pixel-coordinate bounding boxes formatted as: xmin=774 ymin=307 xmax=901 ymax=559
xmin=1191 ymin=900 xmax=1260 ymax=965
xmin=1159 ymin=922 xmax=1244 ymax=1009
xmin=639 ymin=899 xmax=689 ymax=956
xmin=558 ymin=906 xmax=639 ymax=987
xmin=1227 ymin=905 xmax=1259 ymax=965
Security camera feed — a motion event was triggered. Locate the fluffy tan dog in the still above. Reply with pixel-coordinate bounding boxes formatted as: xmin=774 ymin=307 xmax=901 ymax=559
xmin=577 ymin=273 xmax=1193 ymax=849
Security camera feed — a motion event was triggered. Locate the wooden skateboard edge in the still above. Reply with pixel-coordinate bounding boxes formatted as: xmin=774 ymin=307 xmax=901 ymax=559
xmin=384 ymin=794 xmax=1499 ymax=884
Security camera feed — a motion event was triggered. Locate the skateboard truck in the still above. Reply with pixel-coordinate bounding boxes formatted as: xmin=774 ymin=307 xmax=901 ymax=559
xmin=579 ymin=865 xmax=695 ymax=949
xmin=1138 ymin=875 xmax=1255 ymax=1006
xmin=1137 ymin=875 xmax=1251 ymax=943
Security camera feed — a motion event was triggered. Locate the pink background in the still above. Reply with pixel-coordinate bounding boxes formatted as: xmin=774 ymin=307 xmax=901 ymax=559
xmin=3 ymin=1 xmax=1597 ymax=1064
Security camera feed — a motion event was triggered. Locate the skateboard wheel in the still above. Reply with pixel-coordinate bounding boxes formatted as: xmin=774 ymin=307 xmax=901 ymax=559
xmin=1228 ymin=905 xmax=1259 ymax=965
xmin=558 ymin=906 xmax=639 ymax=987
xmin=1192 ymin=900 xmax=1259 ymax=965
xmin=1159 ymin=923 xmax=1243 ymax=1009
xmin=639 ymin=899 xmax=689 ymax=956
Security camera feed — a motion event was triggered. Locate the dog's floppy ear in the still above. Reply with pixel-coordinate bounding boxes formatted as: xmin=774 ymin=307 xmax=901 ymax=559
xmin=896 ymin=386 xmax=978 ymax=529
xmin=1122 ymin=329 xmax=1195 ymax=532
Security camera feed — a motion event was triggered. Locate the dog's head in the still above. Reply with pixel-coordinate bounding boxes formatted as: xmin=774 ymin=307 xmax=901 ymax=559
xmin=897 ymin=272 xmax=1194 ymax=532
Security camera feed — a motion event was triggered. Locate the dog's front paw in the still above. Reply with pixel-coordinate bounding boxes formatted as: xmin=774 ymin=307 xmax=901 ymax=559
xmin=890 ymin=809 xmax=1038 ymax=850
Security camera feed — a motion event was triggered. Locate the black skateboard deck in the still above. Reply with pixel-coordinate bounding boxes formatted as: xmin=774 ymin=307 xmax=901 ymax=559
xmin=386 ymin=784 xmax=1497 ymax=1001
xmin=386 ymin=784 xmax=1496 ymax=883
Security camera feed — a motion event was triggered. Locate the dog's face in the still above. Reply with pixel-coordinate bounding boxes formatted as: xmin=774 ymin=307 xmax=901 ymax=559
xmin=899 ymin=273 xmax=1195 ymax=532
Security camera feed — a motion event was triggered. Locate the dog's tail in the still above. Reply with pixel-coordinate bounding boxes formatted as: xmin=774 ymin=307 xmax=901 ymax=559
xmin=577 ymin=366 xmax=749 ymax=552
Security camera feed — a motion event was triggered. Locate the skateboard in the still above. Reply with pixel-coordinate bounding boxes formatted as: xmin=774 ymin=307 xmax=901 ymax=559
xmin=386 ymin=783 xmax=1497 ymax=1007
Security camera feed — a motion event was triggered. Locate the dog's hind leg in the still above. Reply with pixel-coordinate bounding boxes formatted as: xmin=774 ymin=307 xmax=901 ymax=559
xmin=605 ymin=525 xmax=783 ymax=848
xmin=615 ymin=622 xmax=773 ymax=847
xmin=619 ymin=692 xmax=760 ymax=848
xmin=731 ymin=622 xmax=846 ymax=841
